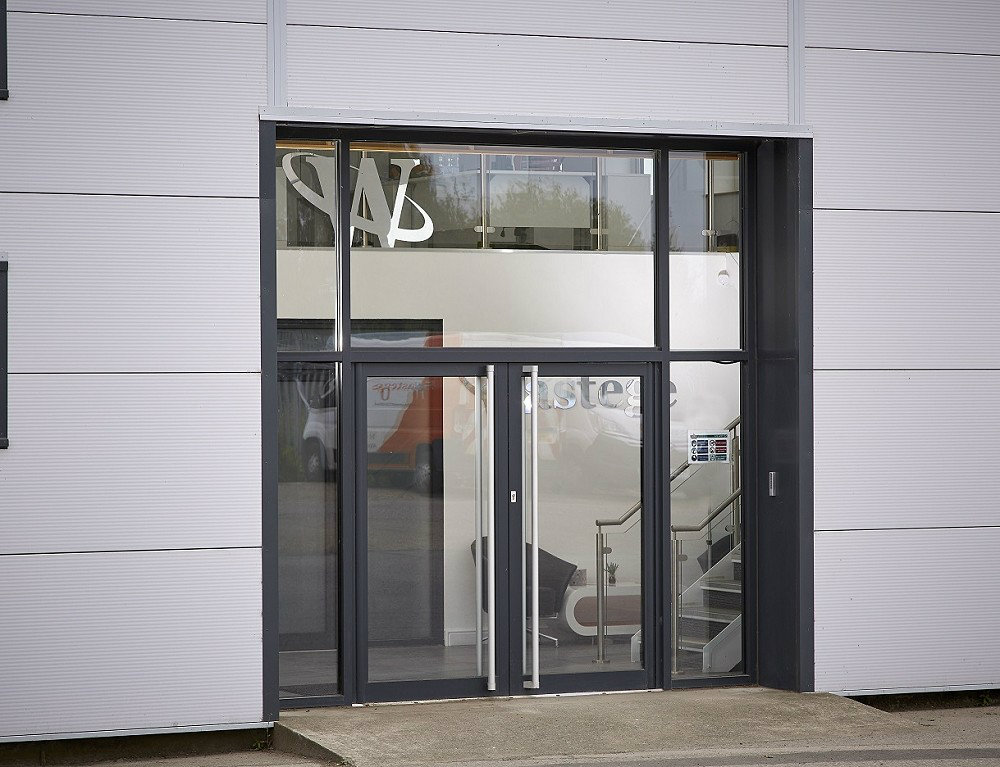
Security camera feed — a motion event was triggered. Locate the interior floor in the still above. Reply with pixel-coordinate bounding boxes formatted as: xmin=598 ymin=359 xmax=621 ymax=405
xmin=279 ymin=637 xmax=638 ymax=698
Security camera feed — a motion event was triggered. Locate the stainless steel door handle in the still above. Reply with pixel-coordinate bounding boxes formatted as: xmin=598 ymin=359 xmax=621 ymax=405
xmin=525 ymin=365 xmax=540 ymax=689
xmin=486 ymin=365 xmax=497 ymax=691
xmin=474 ymin=376 xmax=483 ymax=678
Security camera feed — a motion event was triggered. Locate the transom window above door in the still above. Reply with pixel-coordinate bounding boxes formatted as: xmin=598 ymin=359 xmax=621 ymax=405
xmin=349 ymin=143 xmax=655 ymax=349
xmin=274 ymin=139 xmax=656 ymax=350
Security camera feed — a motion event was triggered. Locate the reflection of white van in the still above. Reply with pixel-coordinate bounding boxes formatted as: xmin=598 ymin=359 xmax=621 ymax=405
xmin=536 ymin=377 xmax=642 ymax=488
xmin=296 ymin=373 xmax=339 ymax=481
xmin=297 ymin=373 xmax=445 ymax=489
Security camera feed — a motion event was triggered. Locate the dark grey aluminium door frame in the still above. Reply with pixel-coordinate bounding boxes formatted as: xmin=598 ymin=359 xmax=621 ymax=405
xmin=354 ymin=360 xmax=513 ymax=703
xmin=502 ymin=362 xmax=656 ymax=696
xmin=353 ymin=361 xmax=656 ymax=704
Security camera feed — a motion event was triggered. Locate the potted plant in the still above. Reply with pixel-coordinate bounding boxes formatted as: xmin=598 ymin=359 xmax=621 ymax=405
xmin=606 ymin=561 xmax=620 ymax=586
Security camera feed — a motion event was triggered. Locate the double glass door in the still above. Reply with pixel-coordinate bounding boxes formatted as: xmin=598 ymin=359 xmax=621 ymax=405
xmin=359 ymin=363 xmax=653 ymax=700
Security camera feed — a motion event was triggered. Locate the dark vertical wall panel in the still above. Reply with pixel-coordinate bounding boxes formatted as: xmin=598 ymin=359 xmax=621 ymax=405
xmin=0 ymin=0 xmax=8 ymax=100
xmin=0 ymin=260 xmax=7 ymax=448
xmin=754 ymin=139 xmax=814 ymax=691
xmin=260 ymin=120 xmax=279 ymax=720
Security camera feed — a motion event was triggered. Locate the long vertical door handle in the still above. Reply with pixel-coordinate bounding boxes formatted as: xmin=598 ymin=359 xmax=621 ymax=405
xmin=473 ymin=376 xmax=483 ymax=678
xmin=527 ymin=365 xmax=540 ymax=689
xmin=486 ymin=365 xmax=497 ymax=691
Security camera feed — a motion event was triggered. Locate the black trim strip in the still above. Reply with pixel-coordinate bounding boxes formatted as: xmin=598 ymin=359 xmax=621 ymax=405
xmin=260 ymin=121 xmax=279 ymax=721
xmin=0 ymin=0 xmax=8 ymax=101
xmin=0 ymin=260 xmax=8 ymax=448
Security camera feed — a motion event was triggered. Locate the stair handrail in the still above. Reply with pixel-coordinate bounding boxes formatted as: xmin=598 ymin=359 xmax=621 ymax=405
xmin=595 ymin=500 xmax=641 ymax=530
xmin=669 ymin=415 xmax=740 ymax=482
xmin=669 ymin=487 xmax=741 ymax=533
xmin=593 ymin=499 xmax=641 ymax=665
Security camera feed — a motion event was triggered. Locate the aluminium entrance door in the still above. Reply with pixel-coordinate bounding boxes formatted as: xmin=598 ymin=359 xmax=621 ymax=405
xmin=356 ymin=362 xmax=653 ymax=701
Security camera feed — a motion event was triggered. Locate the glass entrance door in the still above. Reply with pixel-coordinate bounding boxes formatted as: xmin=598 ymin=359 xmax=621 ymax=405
xmin=516 ymin=366 xmax=652 ymax=692
xmin=359 ymin=364 xmax=500 ymax=701
xmin=357 ymin=363 xmax=652 ymax=701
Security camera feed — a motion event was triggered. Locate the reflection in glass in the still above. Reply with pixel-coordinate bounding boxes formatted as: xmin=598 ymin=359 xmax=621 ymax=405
xmin=349 ymin=143 xmax=655 ymax=347
xmin=524 ymin=373 xmax=644 ymax=676
xmin=669 ymin=152 xmax=741 ymax=350
xmin=278 ymin=363 xmax=340 ymax=698
xmin=669 ymin=362 xmax=743 ymax=678
xmin=366 ymin=375 xmax=488 ymax=683
xmin=276 ymin=141 xmax=338 ymax=351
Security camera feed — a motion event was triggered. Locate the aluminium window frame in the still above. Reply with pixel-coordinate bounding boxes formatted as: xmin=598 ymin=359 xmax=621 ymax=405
xmin=262 ymin=122 xmax=812 ymax=714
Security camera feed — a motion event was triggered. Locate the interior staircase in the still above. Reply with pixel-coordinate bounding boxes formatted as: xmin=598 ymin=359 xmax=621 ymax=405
xmin=675 ymin=542 xmax=742 ymax=673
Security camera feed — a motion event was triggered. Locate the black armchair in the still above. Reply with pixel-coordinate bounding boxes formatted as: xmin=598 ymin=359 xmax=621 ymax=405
xmin=470 ymin=538 xmax=578 ymax=643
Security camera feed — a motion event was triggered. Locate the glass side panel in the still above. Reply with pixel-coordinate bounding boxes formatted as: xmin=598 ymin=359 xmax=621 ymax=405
xmin=366 ymin=375 xmax=489 ymax=683
xmin=349 ymin=143 xmax=655 ymax=348
xmin=669 ymin=152 xmax=742 ymax=351
xmin=278 ymin=363 xmax=340 ymax=698
xmin=276 ymin=141 xmax=339 ymax=351
xmin=523 ymin=372 xmax=644 ymax=677
xmin=669 ymin=361 xmax=743 ymax=678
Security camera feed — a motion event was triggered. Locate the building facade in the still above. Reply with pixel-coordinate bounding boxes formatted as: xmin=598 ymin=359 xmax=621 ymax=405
xmin=0 ymin=0 xmax=998 ymax=743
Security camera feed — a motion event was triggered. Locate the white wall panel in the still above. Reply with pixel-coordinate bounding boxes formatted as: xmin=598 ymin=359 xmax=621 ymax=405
xmin=815 ymin=370 xmax=1000 ymax=531
xmin=288 ymin=0 xmax=787 ymax=46
xmin=0 ymin=195 xmax=260 ymax=373
xmin=287 ymin=26 xmax=788 ymax=123
xmin=0 ymin=13 xmax=265 ymax=196
xmin=806 ymin=0 xmax=1000 ymax=55
xmin=0 ymin=549 xmax=262 ymax=737
xmin=814 ymin=210 xmax=1000 ymax=369
xmin=9 ymin=2 xmax=265 ymax=23
xmin=0 ymin=374 xmax=261 ymax=554
xmin=807 ymin=48 xmax=1000 ymax=211
xmin=815 ymin=528 xmax=1000 ymax=694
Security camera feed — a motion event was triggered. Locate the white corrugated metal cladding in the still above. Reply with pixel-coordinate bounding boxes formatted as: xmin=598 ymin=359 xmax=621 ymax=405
xmin=808 ymin=0 xmax=1000 ymax=695
xmin=0 ymin=2 xmax=266 ymax=740
xmin=0 ymin=0 xmax=996 ymax=742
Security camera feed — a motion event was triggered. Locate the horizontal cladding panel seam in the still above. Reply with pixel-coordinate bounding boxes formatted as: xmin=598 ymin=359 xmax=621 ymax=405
xmin=814 ymin=528 xmax=1000 ymax=693
xmin=290 ymin=24 xmax=787 ymax=48
xmin=0 ymin=548 xmax=263 ymax=738
xmin=287 ymin=26 xmax=788 ymax=124
xmin=804 ymin=0 xmax=1000 ymax=56
xmin=8 ymin=2 xmax=266 ymax=23
xmin=814 ymin=370 xmax=1000 ymax=531
xmin=806 ymin=48 xmax=1000 ymax=212
xmin=806 ymin=45 xmax=1000 ymax=58
xmin=0 ymin=194 xmax=262 ymax=373
xmin=0 ymin=374 xmax=263 ymax=554
xmin=813 ymin=209 xmax=1000 ymax=369
xmin=286 ymin=0 xmax=788 ymax=46
xmin=0 ymin=546 xmax=263 ymax=557
xmin=1 ymin=13 xmax=266 ymax=197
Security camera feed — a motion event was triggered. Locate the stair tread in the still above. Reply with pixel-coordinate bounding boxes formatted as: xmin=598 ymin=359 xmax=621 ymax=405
xmin=700 ymin=578 xmax=742 ymax=593
xmin=679 ymin=637 xmax=709 ymax=652
xmin=678 ymin=606 xmax=741 ymax=623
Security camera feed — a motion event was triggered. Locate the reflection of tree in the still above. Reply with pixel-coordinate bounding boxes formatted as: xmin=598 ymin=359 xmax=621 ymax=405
xmin=490 ymin=179 xmax=651 ymax=251
xmin=357 ymin=150 xmax=654 ymax=251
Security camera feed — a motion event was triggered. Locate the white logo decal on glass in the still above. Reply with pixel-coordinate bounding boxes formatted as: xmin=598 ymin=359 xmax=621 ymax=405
xmin=281 ymin=152 xmax=337 ymax=220
xmin=281 ymin=153 xmax=435 ymax=248
xmin=350 ymin=157 xmax=434 ymax=247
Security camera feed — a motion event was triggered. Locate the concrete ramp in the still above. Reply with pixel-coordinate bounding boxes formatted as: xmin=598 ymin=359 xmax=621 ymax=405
xmin=274 ymin=688 xmax=923 ymax=767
